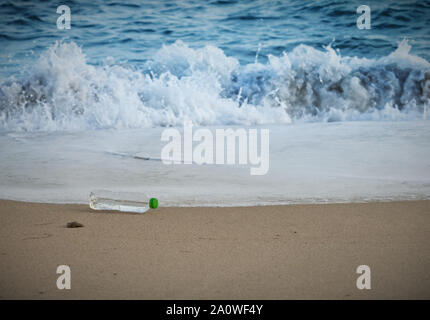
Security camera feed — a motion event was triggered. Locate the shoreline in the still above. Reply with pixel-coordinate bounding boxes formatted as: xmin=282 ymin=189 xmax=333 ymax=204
xmin=2 ymin=195 xmax=430 ymax=207
xmin=0 ymin=199 xmax=429 ymax=299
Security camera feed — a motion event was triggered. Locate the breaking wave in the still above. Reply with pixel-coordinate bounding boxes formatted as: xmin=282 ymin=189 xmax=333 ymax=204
xmin=1 ymin=39 xmax=429 ymax=131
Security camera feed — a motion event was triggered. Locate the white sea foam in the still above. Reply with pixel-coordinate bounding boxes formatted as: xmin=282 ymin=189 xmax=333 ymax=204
xmin=0 ymin=39 xmax=429 ymax=132
xmin=0 ymin=121 xmax=429 ymax=205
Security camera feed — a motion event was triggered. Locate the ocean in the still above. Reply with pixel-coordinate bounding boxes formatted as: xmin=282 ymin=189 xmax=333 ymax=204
xmin=0 ymin=0 xmax=429 ymax=205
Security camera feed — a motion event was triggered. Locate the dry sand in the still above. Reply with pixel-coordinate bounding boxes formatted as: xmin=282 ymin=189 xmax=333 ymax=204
xmin=0 ymin=199 xmax=429 ymax=299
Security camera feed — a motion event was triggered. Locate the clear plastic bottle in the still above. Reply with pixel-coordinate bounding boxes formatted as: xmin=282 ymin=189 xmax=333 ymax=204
xmin=89 ymin=190 xmax=158 ymax=213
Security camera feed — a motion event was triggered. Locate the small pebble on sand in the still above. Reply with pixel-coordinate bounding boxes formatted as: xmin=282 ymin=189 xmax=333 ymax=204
xmin=67 ymin=221 xmax=84 ymax=228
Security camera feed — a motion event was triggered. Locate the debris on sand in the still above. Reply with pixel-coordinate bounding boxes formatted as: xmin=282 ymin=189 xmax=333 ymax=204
xmin=66 ymin=221 xmax=84 ymax=228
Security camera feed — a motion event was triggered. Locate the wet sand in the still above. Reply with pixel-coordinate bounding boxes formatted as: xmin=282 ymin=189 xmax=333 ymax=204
xmin=0 ymin=199 xmax=429 ymax=299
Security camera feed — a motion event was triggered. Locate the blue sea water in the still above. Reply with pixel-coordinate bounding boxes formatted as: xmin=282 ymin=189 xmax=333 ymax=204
xmin=1 ymin=0 xmax=430 ymax=69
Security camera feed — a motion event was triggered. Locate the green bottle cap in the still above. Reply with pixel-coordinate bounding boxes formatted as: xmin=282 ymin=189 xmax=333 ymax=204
xmin=149 ymin=198 xmax=158 ymax=209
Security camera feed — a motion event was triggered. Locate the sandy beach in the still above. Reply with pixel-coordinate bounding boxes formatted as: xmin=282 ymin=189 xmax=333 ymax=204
xmin=0 ymin=199 xmax=429 ymax=299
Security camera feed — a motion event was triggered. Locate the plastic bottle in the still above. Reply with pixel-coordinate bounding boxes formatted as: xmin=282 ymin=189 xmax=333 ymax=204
xmin=89 ymin=190 xmax=158 ymax=213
